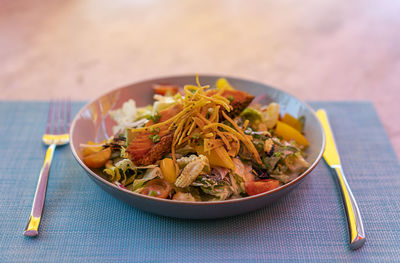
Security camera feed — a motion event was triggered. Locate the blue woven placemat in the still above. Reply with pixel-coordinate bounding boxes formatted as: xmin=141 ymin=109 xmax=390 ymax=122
xmin=0 ymin=101 xmax=399 ymax=262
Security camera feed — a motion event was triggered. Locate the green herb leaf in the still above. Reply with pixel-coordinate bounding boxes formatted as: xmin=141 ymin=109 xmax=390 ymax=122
xmin=147 ymin=112 xmax=161 ymax=123
xmin=149 ymin=134 xmax=161 ymax=143
xmin=150 ymin=127 xmax=160 ymax=133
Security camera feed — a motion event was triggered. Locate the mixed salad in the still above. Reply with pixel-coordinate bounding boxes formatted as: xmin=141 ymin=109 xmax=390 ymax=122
xmin=81 ymin=77 xmax=310 ymax=201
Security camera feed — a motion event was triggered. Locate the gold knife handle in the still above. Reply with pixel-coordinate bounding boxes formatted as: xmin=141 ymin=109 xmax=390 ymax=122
xmin=331 ymin=164 xmax=366 ymax=249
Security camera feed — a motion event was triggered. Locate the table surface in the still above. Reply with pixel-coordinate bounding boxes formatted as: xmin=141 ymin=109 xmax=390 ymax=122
xmin=1 ymin=101 xmax=399 ymax=262
xmin=0 ymin=0 xmax=399 ymax=160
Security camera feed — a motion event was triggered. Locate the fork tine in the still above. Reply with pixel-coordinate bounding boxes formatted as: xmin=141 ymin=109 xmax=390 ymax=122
xmin=61 ymin=99 xmax=71 ymax=134
xmin=46 ymin=101 xmax=54 ymax=134
xmin=66 ymin=99 xmax=71 ymax=133
xmin=46 ymin=99 xmax=71 ymax=135
xmin=52 ymin=100 xmax=59 ymax=134
xmin=59 ymin=99 xmax=66 ymax=134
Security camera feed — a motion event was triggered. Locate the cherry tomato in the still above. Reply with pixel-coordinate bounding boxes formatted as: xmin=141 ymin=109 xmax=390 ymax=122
xmin=82 ymin=141 xmax=106 ymax=157
xmin=245 ymin=179 xmax=280 ymax=196
xmin=153 ymin=84 xmax=179 ymax=96
xmin=83 ymin=147 xmax=111 ymax=168
xmin=140 ymin=179 xmax=171 ymax=199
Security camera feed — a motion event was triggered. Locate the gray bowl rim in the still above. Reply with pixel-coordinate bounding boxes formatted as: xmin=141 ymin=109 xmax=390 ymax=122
xmin=69 ymin=74 xmax=325 ymax=206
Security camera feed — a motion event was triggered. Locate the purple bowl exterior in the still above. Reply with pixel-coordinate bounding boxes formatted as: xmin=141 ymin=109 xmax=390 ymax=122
xmin=69 ymin=75 xmax=325 ymax=219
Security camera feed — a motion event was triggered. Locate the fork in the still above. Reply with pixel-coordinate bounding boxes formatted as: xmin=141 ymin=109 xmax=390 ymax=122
xmin=24 ymin=100 xmax=71 ymax=237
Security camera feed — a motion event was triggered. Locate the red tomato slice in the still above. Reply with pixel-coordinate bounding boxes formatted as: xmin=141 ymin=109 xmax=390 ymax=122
xmin=153 ymin=84 xmax=179 ymax=96
xmin=245 ymin=179 xmax=280 ymax=196
xmin=140 ymin=179 xmax=171 ymax=199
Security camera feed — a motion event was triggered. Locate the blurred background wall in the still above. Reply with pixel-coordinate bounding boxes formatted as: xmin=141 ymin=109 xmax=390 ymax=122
xmin=0 ymin=0 xmax=399 ymax=156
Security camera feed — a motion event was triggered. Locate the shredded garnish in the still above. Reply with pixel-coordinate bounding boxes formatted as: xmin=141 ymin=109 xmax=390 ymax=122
xmin=129 ymin=74 xmax=261 ymax=164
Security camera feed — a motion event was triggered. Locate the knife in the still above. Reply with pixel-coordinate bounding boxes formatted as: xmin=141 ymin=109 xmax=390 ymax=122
xmin=316 ymin=109 xmax=366 ymax=250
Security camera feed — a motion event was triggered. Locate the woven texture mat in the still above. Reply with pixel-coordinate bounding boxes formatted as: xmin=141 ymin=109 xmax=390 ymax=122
xmin=0 ymin=101 xmax=399 ymax=262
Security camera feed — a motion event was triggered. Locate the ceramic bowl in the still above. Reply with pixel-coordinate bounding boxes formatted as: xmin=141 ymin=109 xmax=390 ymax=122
xmin=70 ymin=75 xmax=325 ymax=219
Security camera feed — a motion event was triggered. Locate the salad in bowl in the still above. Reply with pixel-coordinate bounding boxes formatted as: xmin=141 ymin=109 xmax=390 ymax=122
xmin=80 ymin=76 xmax=311 ymax=202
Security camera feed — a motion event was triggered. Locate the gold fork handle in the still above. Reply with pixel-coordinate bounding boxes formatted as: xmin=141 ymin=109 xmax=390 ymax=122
xmin=331 ymin=164 xmax=366 ymax=249
xmin=24 ymin=144 xmax=56 ymax=237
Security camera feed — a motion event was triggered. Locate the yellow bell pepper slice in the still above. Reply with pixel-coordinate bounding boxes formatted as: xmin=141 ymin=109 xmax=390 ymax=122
xmin=196 ymin=145 xmax=235 ymax=170
xmin=160 ymin=158 xmax=177 ymax=183
xmin=281 ymin=113 xmax=303 ymax=132
xmin=216 ymin=78 xmax=234 ymax=90
xmin=275 ymin=121 xmax=309 ymax=147
xmin=83 ymin=147 xmax=111 ymax=168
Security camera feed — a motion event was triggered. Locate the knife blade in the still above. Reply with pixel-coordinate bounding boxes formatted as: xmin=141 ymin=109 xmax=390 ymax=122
xmin=316 ymin=109 xmax=366 ymax=250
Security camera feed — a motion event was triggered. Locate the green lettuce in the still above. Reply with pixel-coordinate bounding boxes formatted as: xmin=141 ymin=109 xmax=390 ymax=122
xmin=104 ymin=159 xmax=141 ymax=186
xmin=192 ymin=175 xmax=233 ymax=201
xmin=126 ymin=167 xmax=161 ymax=192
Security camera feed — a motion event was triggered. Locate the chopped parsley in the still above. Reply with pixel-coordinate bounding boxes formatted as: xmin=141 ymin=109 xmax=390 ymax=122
xmin=149 ymin=134 xmax=161 ymax=143
xmin=147 ymin=112 xmax=161 ymax=123
xmin=150 ymin=127 xmax=160 ymax=133
xmin=227 ymin=95 xmax=234 ymax=102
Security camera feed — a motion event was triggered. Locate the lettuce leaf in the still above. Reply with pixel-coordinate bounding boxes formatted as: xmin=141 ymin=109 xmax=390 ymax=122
xmin=126 ymin=167 xmax=162 ymax=192
xmin=192 ymin=175 xmax=233 ymax=201
xmin=104 ymin=159 xmax=141 ymax=186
